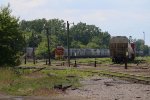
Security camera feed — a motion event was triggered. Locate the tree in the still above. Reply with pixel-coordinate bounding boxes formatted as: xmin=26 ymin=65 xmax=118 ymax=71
xmin=20 ymin=18 xmax=66 ymax=48
xmin=143 ymin=45 xmax=149 ymax=55
xmin=135 ymin=39 xmax=144 ymax=51
xmin=134 ymin=39 xmax=150 ymax=56
xmin=19 ymin=19 xmax=112 ymax=58
xmin=69 ymin=22 xmax=110 ymax=48
xmin=100 ymin=32 xmax=111 ymax=48
xmin=35 ymin=39 xmax=48 ymax=59
xmin=0 ymin=5 xmax=25 ymax=66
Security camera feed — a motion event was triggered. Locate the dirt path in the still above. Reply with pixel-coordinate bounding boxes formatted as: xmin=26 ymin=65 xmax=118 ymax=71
xmin=0 ymin=76 xmax=150 ymax=100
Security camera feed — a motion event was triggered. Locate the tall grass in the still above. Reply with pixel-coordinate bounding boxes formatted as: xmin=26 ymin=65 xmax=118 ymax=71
xmin=0 ymin=68 xmax=90 ymax=96
xmin=76 ymin=58 xmax=112 ymax=64
xmin=0 ymin=67 xmax=18 ymax=90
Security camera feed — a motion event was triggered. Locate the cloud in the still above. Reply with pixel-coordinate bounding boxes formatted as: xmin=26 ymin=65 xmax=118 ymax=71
xmin=1 ymin=0 xmax=150 ymax=45
xmin=2 ymin=0 xmax=150 ymax=27
xmin=4 ymin=0 xmax=48 ymax=16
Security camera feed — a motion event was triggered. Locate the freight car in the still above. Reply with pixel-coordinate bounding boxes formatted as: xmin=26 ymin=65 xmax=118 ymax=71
xmin=63 ymin=48 xmax=110 ymax=58
xmin=109 ymin=36 xmax=135 ymax=63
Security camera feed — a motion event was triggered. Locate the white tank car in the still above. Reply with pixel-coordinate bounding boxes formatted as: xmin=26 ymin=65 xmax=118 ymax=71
xmin=64 ymin=48 xmax=110 ymax=58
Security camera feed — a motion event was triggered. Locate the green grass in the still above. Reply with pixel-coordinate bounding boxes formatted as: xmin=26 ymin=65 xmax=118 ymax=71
xmin=3 ymin=56 xmax=149 ymax=96
xmin=0 ymin=67 xmax=93 ymax=96
xmin=0 ymin=68 xmax=18 ymax=90
xmin=2 ymin=75 xmax=78 ymax=95
xmin=42 ymin=68 xmax=93 ymax=78
xmin=75 ymin=58 xmax=112 ymax=64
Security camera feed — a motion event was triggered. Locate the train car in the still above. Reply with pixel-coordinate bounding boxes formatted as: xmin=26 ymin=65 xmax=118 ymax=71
xmin=109 ymin=36 xmax=135 ymax=63
xmin=63 ymin=48 xmax=110 ymax=58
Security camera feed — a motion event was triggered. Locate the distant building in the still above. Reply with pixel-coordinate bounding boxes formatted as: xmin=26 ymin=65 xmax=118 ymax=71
xmin=26 ymin=47 xmax=36 ymax=58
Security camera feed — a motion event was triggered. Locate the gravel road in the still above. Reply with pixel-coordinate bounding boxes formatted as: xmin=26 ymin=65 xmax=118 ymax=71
xmin=65 ymin=76 xmax=150 ymax=100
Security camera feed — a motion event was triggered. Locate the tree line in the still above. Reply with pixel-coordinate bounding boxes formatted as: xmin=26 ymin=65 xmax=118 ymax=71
xmin=0 ymin=5 xmax=149 ymax=66
xmin=20 ymin=18 xmax=111 ymax=58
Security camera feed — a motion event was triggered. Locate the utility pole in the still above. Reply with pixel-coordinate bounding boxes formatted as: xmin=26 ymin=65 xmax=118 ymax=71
xmin=32 ymin=33 xmax=36 ymax=65
xmin=24 ymin=35 xmax=27 ymax=64
xmin=67 ymin=21 xmax=70 ymax=67
xmin=46 ymin=27 xmax=51 ymax=66
xmin=33 ymin=47 xmax=35 ymax=64
xmin=94 ymin=50 xmax=97 ymax=67
xmin=74 ymin=52 xmax=77 ymax=67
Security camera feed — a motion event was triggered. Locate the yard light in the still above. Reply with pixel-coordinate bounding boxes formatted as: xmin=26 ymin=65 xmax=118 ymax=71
xmin=143 ymin=32 xmax=145 ymax=45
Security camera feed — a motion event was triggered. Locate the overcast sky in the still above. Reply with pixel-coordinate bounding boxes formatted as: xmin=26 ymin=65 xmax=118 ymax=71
xmin=1 ymin=0 xmax=150 ymax=46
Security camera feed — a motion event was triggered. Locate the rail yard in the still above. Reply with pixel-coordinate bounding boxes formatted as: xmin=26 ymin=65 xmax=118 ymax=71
xmin=1 ymin=1 xmax=150 ymax=100
xmin=0 ymin=57 xmax=150 ymax=100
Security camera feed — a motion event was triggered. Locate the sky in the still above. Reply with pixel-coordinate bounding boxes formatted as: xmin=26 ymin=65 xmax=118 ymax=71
xmin=0 ymin=0 xmax=150 ymax=46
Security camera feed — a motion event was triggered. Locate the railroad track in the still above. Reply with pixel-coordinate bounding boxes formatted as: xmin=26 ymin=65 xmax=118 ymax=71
xmin=14 ymin=66 xmax=150 ymax=84
xmin=80 ymin=70 xmax=150 ymax=85
xmin=14 ymin=66 xmax=46 ymax=74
